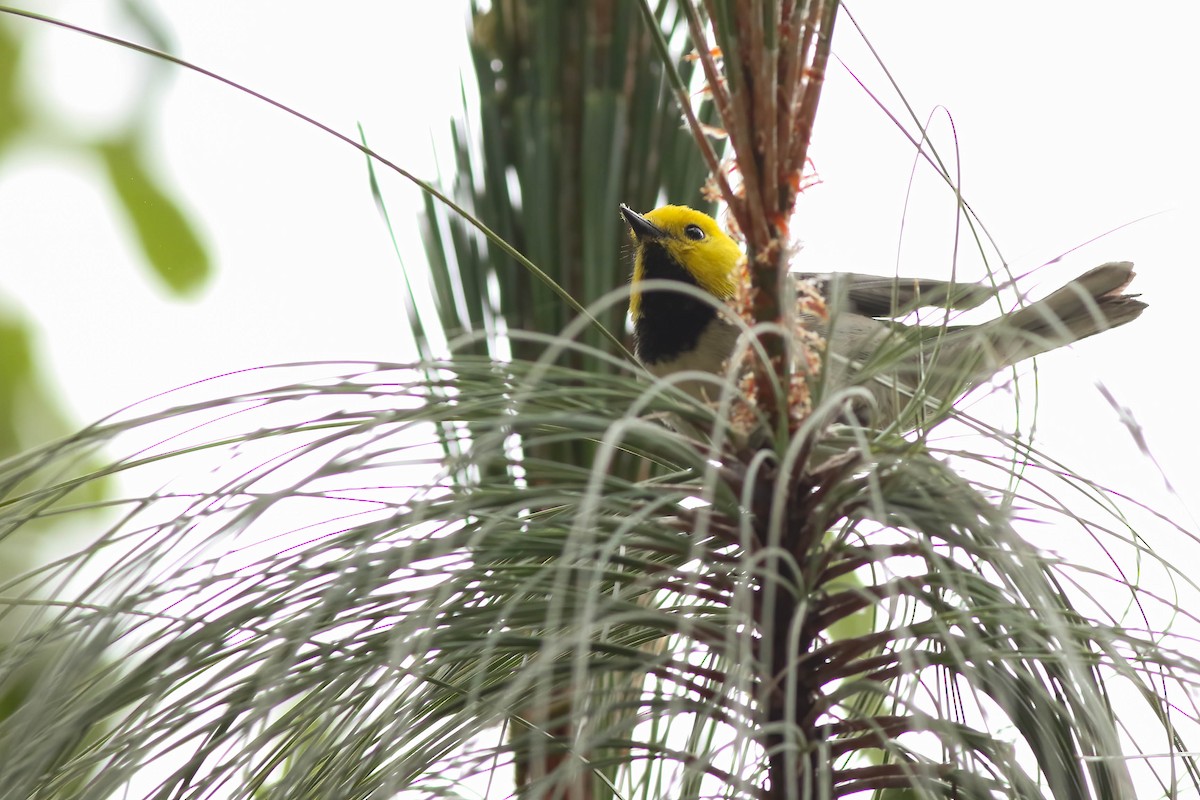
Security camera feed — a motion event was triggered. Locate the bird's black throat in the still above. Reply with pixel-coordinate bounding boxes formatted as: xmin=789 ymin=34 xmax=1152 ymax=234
xmin=633 ymin=241 xmax=719 ymax=365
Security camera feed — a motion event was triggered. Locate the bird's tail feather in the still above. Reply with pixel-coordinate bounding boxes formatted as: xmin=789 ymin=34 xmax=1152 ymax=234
xmin=865 ymin=262 xmax=1146 ymax=427
xmin=980 ymin=262 xmax=1146 ymax=367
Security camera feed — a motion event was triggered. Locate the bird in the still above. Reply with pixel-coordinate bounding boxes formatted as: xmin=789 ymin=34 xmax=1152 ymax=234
xmin=619 ymin=203 xmax=1147 ymax=427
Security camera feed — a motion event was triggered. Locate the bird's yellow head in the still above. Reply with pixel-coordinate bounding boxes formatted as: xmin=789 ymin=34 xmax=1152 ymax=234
xmin=620 ymin=204 xmax=742 ymax=319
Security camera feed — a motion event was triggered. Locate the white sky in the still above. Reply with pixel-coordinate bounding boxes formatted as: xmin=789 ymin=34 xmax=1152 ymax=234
xmin=1 ymin=0 xmax=1198 ymax=792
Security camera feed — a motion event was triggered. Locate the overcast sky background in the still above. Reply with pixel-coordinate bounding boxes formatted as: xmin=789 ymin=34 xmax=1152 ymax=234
xmin=2 ymin=3 xmax=1199 ymax=783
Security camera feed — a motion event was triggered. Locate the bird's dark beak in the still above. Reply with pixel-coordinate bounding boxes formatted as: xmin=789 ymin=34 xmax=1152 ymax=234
xmin=620 ymin=204 xmax=665 ymax=240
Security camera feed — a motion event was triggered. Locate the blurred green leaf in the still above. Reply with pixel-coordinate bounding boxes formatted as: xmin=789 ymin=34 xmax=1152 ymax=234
xmin=0 ymin=315 xmax=42 ymax=457
xmin=97 ymin=134 xmax=210 ymax=296
xmin=0 ymin=23 xmax=25 ymax=150
xmin=0 ymin=313 xmax=108 ymax=500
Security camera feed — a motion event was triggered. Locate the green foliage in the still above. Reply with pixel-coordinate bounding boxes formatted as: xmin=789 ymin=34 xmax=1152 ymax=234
xmin=0 ymin=357 xmax=1194 ymax=798
xmin=0 ymin=11 xmax=211 ymax=296
xmin=0 ymin=23 xmax=25 ymax=149
xmin=0 ymin=315 xmax=107 ymax=522
xmin=97 ymin=134 xmax=209 ymax=296
xmin=0 ymin=317 xmax=35 ymax=457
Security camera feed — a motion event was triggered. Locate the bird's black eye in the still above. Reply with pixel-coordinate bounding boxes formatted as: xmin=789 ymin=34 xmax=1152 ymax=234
xmin=683 ymin=223 xmax=705 ymax=241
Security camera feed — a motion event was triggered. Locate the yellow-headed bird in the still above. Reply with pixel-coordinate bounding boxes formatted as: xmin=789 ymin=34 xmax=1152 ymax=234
xmin=620 ymin=203 xmax=1146 ymax=425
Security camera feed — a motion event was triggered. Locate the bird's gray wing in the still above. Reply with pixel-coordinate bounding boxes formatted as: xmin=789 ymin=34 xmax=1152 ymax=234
xmin=793 ymin=272 xmax=999 ymax=318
